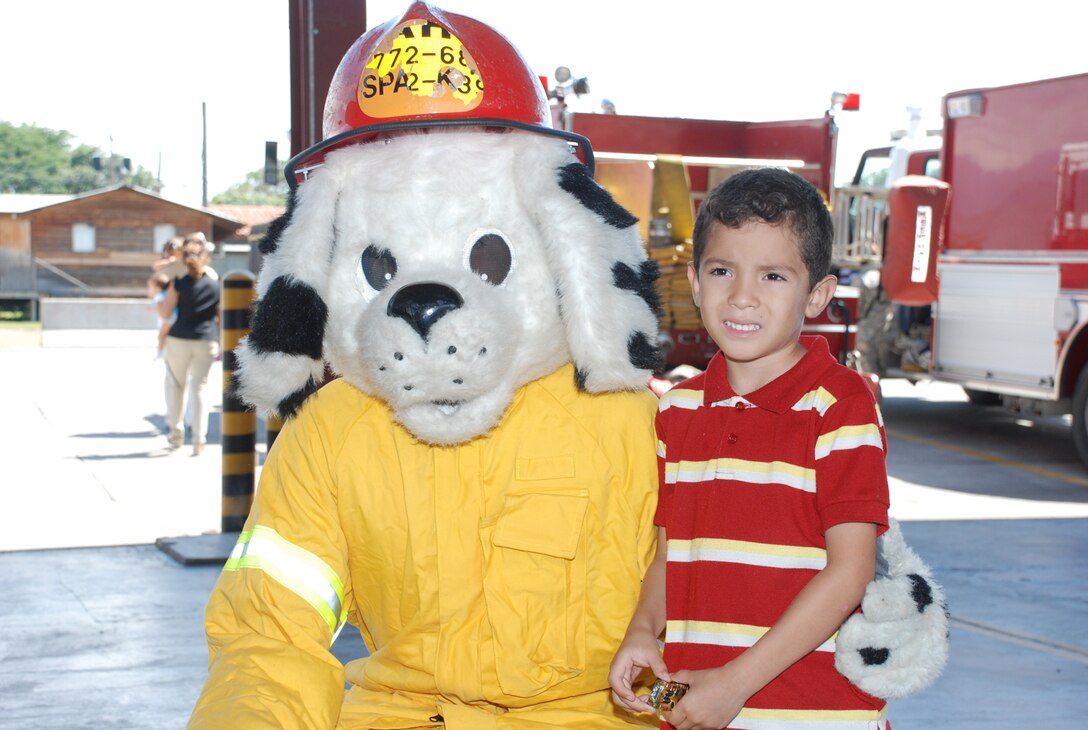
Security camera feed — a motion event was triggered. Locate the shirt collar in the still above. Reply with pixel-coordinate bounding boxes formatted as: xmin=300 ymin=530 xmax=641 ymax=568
xmin=703 ymin=336 xmax=836 ymax=414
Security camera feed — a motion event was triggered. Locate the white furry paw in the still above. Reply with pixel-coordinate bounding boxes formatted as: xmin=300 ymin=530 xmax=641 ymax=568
xmin=834 ymin=521 xmax=950 ymax=699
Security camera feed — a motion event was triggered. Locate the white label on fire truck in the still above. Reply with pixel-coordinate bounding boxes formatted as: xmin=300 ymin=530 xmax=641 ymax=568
xmin=911 ymin=205 xmax=933 ymax=283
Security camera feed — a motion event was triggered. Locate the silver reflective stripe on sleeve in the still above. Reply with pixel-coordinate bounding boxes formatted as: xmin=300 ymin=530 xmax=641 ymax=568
xmin=225 ymin=525 xmax=347 ymax=638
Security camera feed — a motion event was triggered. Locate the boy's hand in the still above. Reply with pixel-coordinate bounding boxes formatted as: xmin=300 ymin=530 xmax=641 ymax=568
xmin=608 ymin=629 xmax=669 ymax=714
xmin=663 ymin=665 xmax=750 ymax=730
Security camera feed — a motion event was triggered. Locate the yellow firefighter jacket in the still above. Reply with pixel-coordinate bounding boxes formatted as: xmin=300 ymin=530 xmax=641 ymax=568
xmin=189 ymin=364 xmax=659 ymax=729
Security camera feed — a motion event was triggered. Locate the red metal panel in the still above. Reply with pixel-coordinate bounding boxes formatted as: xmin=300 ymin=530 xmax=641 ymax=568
xmin=942 ymin=73 xmax=1088 ymax=254
xmin=288 ymin=0 xmax=369 ymax=157
xmin=571 ymin=113 xmax=833 ymax=196
xmin=570 ymin=113 xmax=747 ymax=158
xmin=1060 ymin=262 xmax=1088 ymax=292
xmin=1055 ymin=143 xmax=1088 ymax=251
xmin=882 ymin=177 xmax=949 ymax=305
xmin=740 ymin=118 xmax=833 ymax=193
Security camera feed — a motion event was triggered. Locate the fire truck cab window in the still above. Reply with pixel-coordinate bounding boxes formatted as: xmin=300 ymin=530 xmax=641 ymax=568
xmin=856 ymin=155 xmax=891 ymax=187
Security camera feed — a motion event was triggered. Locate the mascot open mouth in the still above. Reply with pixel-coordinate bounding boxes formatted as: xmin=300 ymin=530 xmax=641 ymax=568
xmin=345 ymin=305 xmax=522 ymax=444
xmin=432 ymin=399 xmax=463 ymax=415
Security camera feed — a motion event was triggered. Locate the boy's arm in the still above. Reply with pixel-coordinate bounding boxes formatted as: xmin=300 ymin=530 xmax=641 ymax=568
xmin=609 ymin=525 xmax=670 ymax=713
xmin=666 ymin=521 xmax=876 ymax=730
xmin=154 ymin=257 xmax=187 ymax=279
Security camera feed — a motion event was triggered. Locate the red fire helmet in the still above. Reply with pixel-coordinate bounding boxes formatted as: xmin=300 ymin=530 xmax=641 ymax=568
xmin=285 ymin=1 xmax=593 ymax=187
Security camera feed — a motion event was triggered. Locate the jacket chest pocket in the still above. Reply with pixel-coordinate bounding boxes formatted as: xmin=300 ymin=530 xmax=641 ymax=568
xmin=480 ymin=490 xmax=589 ymax=698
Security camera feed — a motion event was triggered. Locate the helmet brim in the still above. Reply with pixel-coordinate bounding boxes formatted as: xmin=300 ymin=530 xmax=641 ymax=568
xmin=285 ymin=118 xmax=595 ymax=189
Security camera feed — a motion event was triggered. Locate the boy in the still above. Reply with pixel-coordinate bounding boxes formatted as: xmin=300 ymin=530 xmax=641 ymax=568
xmin=146 ymin=272 xmax=172 ymax=357
xmin=609 ymin=168 xmax=890 ymax=730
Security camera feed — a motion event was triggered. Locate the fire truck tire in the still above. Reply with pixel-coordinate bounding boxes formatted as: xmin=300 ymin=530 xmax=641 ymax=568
xmin=962 ymin=388 xmax=1001 ymax=406
xmin=1072 ymin=368 xmax=1088 ymax=470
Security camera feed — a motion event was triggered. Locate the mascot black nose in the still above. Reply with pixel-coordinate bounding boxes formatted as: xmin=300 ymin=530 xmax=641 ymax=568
xmin=387 ymin=282 xmax=464 ymax=340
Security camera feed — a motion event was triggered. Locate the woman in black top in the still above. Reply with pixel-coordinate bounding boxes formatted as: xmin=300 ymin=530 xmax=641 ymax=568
xmin=159 ymin=234 xmax=220 ymax=455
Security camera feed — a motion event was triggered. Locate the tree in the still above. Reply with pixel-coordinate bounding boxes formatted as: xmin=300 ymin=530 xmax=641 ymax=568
xmin=211 ymin=165 xmax=290 ymax=205
xmin=0 ymin=121 xmax=158 ymax=194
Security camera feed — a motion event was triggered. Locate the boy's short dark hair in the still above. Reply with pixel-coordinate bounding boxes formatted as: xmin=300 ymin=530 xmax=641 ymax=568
xmin=163 ymin=236 xmax=184 ymax=256
xmin=691 ymin=167 xmax=833 ymax=290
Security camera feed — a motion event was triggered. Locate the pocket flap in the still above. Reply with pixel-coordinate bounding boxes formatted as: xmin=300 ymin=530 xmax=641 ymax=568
xmin=493 ymin=492 xmax=588 ymax=560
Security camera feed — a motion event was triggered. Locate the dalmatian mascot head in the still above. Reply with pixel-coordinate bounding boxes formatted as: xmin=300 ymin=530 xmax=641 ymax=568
xmin=232 ymin=1 xmax=661 ymax=444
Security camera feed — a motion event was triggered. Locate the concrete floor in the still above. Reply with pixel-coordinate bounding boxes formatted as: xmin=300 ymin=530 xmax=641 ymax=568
xmin=1 ymin=333 xmax=1086 ymax=728
xmin=890 ymin=519 xmax=1088 ymax=727
xmin=2 ymin=520 xmax=1084 ymax=729
xmin=0 ymin=545 xmax=369 ymax=729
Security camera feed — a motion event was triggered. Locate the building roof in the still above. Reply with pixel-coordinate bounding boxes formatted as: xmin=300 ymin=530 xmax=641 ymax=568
xmin=209 ymin=204 xmax=285 ymax=240
xmin=0 ymin=185 xmax=245 ymax=228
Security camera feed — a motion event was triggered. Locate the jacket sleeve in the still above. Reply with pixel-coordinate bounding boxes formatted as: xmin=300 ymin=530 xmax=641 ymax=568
xmin=188 ymin=398 xmax=352 ymax=729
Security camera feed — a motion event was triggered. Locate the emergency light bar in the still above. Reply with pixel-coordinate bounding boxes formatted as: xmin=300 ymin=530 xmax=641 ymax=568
xmin=594 ymin=151 xmax=810 ymax=169
xmin=946 ymin=93 xmax=983 ymax=119
xmin=830 ymin=92 xmax=861 ymax=111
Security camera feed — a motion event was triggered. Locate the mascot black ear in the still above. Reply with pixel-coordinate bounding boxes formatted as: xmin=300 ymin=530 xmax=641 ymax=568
xmin=520 ymin=145 xmax=663 ymax=392
xmin=233 ymin=162 xmax=345 ymax=418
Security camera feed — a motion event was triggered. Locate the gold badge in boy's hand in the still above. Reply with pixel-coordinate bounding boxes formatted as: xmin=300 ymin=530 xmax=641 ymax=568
xmin=647 ymin=678 xmax=689 ymax=712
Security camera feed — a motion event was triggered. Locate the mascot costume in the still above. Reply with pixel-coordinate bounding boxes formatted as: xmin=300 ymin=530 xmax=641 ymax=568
xmin=190 ymin=3 xmax=662 ymax=728
xmin=189 ymin=4 xmax=947 ymax=728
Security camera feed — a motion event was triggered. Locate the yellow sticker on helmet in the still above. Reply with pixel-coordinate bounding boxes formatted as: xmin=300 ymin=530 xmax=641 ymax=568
xmin=358 ymin=19 xmax=484 ymax=118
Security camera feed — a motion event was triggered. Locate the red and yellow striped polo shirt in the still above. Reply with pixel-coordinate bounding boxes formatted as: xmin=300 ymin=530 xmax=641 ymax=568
xmin=655 ymin=336 xmax=890 ymax=730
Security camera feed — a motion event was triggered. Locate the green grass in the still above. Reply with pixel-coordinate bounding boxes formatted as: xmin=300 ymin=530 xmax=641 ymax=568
xmin=0 ymin=320 xmax=42 ymax=347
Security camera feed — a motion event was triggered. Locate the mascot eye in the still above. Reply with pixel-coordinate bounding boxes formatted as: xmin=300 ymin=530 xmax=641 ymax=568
xmin=464 ymin=230 xmax=513 ymax=286
xmin=358 ymin=245 xmax=398 ymax=297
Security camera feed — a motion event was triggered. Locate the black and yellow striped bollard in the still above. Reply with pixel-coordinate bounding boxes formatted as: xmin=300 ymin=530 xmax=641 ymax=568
xmin=220 ymin=271 xmax=257 ymax=533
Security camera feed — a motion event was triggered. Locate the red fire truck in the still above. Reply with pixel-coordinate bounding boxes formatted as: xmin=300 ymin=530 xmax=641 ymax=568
xmin=558 ymin=71 xmax=1088 ymax=468
xmin=561 ymin=104 xmax=860 ymax=372
xmin=832 ymin=72 xmax=1088 ymax=467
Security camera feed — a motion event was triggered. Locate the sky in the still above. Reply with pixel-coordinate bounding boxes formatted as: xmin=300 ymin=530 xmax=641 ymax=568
xmin=3 ymin=0 xmax=1086 ymax=208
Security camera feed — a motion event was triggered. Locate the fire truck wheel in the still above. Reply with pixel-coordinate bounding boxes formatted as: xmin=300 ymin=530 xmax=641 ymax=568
xmin=962 ymin=388 xmax=1001 ymax=406
xmin=1072 ymin=368 xmax=1088 ymax=471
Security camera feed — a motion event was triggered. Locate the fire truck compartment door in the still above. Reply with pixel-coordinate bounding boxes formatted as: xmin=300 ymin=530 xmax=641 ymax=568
xmin=882 ymin=175 xmax=948 ymax=306
xmin=934 ymin=263 xmax=1058 ymax=390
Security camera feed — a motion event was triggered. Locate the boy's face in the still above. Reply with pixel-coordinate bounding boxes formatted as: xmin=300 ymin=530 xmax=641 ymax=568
xmin=688 ymin=220 xmax=836 ymax=384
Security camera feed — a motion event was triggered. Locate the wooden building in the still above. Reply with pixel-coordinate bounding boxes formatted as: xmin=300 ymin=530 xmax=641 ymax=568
xmin=0 ymin=185 xmax=245 ymax=300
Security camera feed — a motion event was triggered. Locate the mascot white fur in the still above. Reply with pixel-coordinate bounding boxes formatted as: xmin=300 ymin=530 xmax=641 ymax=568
xmin=189 ymin=4 xmax=946 ymax=728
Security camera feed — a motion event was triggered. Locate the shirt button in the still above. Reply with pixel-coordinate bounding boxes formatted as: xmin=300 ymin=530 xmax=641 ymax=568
xmin=728 ymin=433 xmax=738 ymax=444
xmin=736 ymin=402 xmax=746 ymax=410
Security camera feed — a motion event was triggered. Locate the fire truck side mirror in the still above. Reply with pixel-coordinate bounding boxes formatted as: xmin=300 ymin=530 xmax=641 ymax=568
xmin=881 ymin=175 xmax=949 ymax=306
